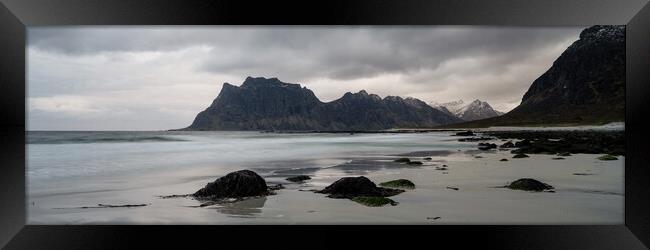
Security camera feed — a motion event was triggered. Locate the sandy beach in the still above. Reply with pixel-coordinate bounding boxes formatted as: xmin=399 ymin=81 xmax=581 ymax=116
xmin=27 ymin=130 xmax=623 ymax=224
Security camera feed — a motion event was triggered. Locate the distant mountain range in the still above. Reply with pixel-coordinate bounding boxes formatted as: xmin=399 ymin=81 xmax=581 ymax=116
xmin=429 ymin=99 xmax=504 ymax=121
xmin=184 ymin=77 xmax=462 ymax=131
xmin=183 ymin=25 xmax=624 ymax=131
xmin=448 ymin=25 xmax=625 ymax=127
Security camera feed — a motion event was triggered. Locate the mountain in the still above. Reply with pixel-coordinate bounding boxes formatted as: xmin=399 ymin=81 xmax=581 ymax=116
xmin=430 ymin=99 xmax=504 ymax=121
xmin=185 ymin=76 xmax=463 ymax=131
xmin=446 ymin=25 xmax=625 ymax=127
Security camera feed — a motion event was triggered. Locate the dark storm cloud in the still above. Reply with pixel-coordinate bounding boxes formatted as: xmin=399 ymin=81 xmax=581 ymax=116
xmin=27 ymin=26 xmax=585 ymax=130
xmin=29 ymin=27 xmax=583 ymax=81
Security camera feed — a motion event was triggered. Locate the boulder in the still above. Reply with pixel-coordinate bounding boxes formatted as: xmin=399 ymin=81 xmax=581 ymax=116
xmin=500 ymin=158 xmax=509 ymax=161
xmin=317 ymin=176 xmax=404 ymax=199
xmin=500 ymin=141 xmax=515 ymax=148
xmin=597 ymin=154 xmax=618 ymax=161
xmin=506 ymin=178 xmax=554 ymax=192
xmin=351 ymin=196 xmax=398 ymax=207
xmin=394 ymin=158 xmax=411 ymax=163
xmin=286 ymin=175 xmax=311 ymax=182
xmin=455 ymin=130 xmax=475 ymax=136
xmin=478 ymin=143 xmax=497 ymax=150
xmin=379 ymin=179 xmax=416 ymax=189
xmin=513 ymin=153 xmax=529 ymax=158
xmin=407 ymin=161 xmax=423 ymax=165
xmin=193 ymin=170 xmax=269 ymax=198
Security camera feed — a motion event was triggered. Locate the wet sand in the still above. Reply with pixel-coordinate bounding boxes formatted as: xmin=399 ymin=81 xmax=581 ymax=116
xmin=28 ymin=146 xmax=623 ymax=224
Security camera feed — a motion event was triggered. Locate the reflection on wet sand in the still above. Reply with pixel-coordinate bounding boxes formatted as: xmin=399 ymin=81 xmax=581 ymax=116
xmin=209 ymin=197 xmax=267 ymax=217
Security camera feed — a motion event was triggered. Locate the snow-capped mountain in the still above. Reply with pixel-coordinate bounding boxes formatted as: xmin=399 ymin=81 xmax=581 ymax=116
xmin=429 ymin=99 xmax=504 ymax=121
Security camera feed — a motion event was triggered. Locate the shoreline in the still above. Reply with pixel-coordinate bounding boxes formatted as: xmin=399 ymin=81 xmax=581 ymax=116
xmin=27 ymin=129 xmax=624 ymax=224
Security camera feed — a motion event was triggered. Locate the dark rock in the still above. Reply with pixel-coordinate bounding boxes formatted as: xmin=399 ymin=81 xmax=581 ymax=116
xmin=394 ymin=158 xmax=411 ymax=163
xmin=193 ymin=170 xmax=269 ymax=199
xmin=424 ymin=157 xmax=432 ymax=160
xmin=458 ymin=137 xmax=494 ymax=142
xmin=317 ymin=176 xmax=404 ymax=199
xmin=286 ymin=175 xmax=311 ymax=182
xmin=506 ymin=178 xmax=554 ymax=192
xmin=485 ymin=130 xmax=624 ymax=156
xmin=597 ymin=154 xmax=618 ymax=161
xmin=446 ymin=186 xmax=459 ymax=191
xmin=513 ymin=153 xmax=529 ymax=158
xmin=407 ymin=161 xmax=423 ymax=165
xmin=500 ymin=141 xmax=515 ymax=148
xmin=379 ymin=179 xmax=415 ymax=189
xmin=514 ymin=139 xmax=532 ymax=148
xmin=268 ymin=184 xmax=285 ymax=190
xmin=455 ymin=130 xmax=475 ymax=136
xmin=500 ymin=158 xmax=509 ymax=161
xmin=478 ymin=143 xmax=497 ymax=150
xmin=351 ymin=196 xmax=398 ymax=207
xmin=552 ymin=157 xmax=565 ymax=160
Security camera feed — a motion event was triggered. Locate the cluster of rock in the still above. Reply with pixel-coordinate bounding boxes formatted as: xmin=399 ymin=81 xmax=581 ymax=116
xmin=190 ymin=169 xmax=418 ymax=207
xmin=185 ymin=168 xmax=559 ymax=209
xmin=485 ymin=130 xmax=625 ymax=156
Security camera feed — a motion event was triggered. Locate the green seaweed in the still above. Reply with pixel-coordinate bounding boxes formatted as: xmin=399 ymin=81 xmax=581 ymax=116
xmin=597 ymin=154 xmax=618 ymax=161
xmin=351 ymin=196 xmax=397 ymax=207
xmin=379 ymin=179 xmax=415 ymax=189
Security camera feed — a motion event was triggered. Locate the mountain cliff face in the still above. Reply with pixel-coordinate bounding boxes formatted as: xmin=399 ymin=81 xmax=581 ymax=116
xmin=430 ymin=99 xmax=503 ymax=121
xmin=448 ymin=25 xmax=625 ymax=127
xmin=186 ymin=77 xmax=462 ymax=131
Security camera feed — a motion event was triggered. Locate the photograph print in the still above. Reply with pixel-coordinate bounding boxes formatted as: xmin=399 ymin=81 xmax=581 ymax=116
xmin=27 ymin=25 xmax=625 ymax=224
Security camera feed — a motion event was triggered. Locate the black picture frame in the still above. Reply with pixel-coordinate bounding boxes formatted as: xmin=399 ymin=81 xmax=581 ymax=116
xmin=1 ymin=0 xmax=649 ymax=248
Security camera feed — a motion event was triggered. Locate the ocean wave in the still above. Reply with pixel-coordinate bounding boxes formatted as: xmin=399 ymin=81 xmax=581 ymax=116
xmin=27 ymin=134 xmax=188 ymax=144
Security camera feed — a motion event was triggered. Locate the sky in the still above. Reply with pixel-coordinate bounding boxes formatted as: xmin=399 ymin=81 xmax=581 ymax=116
xmin=27 ymin=26 xmax=585 ymax=131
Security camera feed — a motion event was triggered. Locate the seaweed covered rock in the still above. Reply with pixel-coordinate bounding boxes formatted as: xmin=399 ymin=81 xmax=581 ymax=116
xmin=317 ymin=176 xmax=404 ymax=199
xmin=351 ymin=196 xmax=398 ymax=207
xmin=286 ymin=175 xmax=311 ymax=182
xmin=597 ymin=154 xmax=618 ymax=161
xmin=379 ymin=179 xmax=416 ymax=189
xmin=193 ymin=170 xmax=269 ymax=198
xmin=506 ymin=178 xmax=554 ymax=192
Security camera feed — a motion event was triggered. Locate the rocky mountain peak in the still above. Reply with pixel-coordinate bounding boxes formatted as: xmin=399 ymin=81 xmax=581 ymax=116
xmin=579 ymin=25 xmax=624 ymax=41
xmin=186 ymin=77 xmax=462 ymax=131
xmin=241 ymin=76 xmax=300 ymax=89
xmin=429 ymin=99 xmax=503 ymax=121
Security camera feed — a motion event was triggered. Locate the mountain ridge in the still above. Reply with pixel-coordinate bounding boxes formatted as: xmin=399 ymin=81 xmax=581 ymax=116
xmin=185 ymin=76 xmax=462 ymax=131
xmin=443 ymin=25 xmax=625 ymax=128
xmin=430 ymin=99 xmax=504 ymax=121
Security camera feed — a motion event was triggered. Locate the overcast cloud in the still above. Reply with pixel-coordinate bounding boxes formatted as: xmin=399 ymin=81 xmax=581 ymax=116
xmin=27 ymin=26 xmax=584 ymax=131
